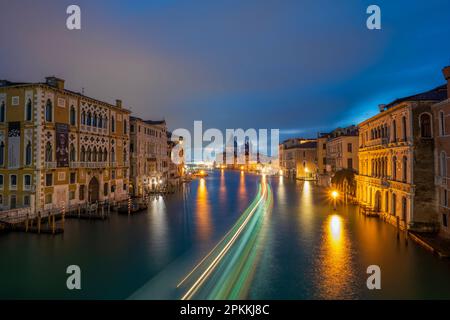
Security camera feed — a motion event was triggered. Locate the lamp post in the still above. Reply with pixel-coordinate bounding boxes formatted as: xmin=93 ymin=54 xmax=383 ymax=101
xmin=331 ymin=190 xmax=339 ymax=210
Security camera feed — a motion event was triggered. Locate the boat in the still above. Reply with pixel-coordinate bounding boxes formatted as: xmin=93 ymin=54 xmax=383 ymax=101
xmin=192 ymin=170 xmax=209 ymax=178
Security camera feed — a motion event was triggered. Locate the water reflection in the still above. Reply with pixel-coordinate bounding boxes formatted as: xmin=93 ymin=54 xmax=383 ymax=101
xmin=219 ymin=169 xmax=227 ymax=205
xmin=149 ymin=196 xmax=169 ymax=260
xmin=298 ymin=181 xmax=313 ymax=238
xmin=239 ymin=171 xmax=246 ymax=199
xmin=316 ymin=214 xmax=353 ymax=299
xmin=195 ymin=178 xmax=212 ymax=241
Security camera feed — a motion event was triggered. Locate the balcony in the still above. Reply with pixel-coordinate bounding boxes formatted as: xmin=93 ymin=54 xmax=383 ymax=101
xmin=69 ymin=161 xmax=108 ymax=169
xmin=363 ymin=137 xmax=389 ymax=148
xmin=44 ymin=162 xmax=57 ymax=169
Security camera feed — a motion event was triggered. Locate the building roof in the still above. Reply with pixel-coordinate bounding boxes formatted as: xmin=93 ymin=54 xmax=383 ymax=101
xmin=0 ymin=77 xmax=131 ymax=113
xmin=384 ymin=84 xmax=447 ymax=110
xmin=284 ymin=141 xmax=317 ymax=150
xmin=144 ymin=120 xmax=166 ymax=125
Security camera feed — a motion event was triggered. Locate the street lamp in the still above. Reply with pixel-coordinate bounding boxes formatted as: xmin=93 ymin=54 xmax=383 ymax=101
xmin=331 ymin=190 xmax=339 ymax=210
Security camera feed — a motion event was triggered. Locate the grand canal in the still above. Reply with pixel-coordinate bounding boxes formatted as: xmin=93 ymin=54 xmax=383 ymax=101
xmin=1 ymin=170 xmax=450 ymax=299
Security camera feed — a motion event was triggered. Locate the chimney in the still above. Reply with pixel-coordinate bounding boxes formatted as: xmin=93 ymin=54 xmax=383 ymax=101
xmin=45 ymin=76 xmax=65 ymax=90
xmin=378 ymin=104 xmax=386 ymax=112
xmin=443 ymin=66 xmax=450 ymax=100
xmin=116 ymin=99 xmax=122 ymax=108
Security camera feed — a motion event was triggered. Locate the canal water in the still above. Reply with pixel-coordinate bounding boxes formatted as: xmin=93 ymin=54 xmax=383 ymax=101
xmin=1 ymin=170 xmax=450 ymax=299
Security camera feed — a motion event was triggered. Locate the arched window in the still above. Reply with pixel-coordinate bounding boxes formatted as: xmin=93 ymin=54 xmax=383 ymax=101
xmin=45 ymin=142 xmax=53 ymax=162
xmin=70 ymin=106 xmax=76 ymax=126
xmin=25 ymin=141 xmax=32 ymax=165
xmin=392 ymin=120 xmax=397 ymax=142
xmin=92 ymin=147 xmax=97 ymax=162
xmin=87 ymin=112 xmax=92 ymax=126
xmin=98 ymin=149 xmax=103 ymax=162
xmin=111 ymin=147 xmax=115 ymax=162
xmin=392 ymin=193 xmax=397 ymax=215
xmin=81 ymin=111 xmax=86 ymax=125
xmin=93 ymin=113 xmax=98 ymax=127
xmin=87 ymin=147 xmax=91 ymax=162
xmin=0 ymin=141 xmax=4 ymax=165
xmin=103 ymin=148 xmax=108 ymax=162
xmin=123 ymin=120 xmax=127 ymax=134
xmin=402 ymin=156 xmax=408 ymax=183
xmin=420 ymin=113 xmax=432 ymax=138
xmin=0 ymin=101 xmax=5 ymax=122
xmin=440 ymin=111 xmax=445 ymax=136
xmin=392 ymin=156 xmax=397 ymax=180
xmin=80 ymin=146 xmax=86 ymax=162
xmin=111 ymin=116 xmax=115 ymax=132
xmin=70 ymin=144 xmax=76 ymax=162
xmin=98 ymin=116 xmax=103 ymax=128
xmin=402 ymin=116 xmax=407 ymax=141
xmin=440 ymin=151 xmax=447 ymax=177
xmin=25 ymin=99 xmax=32 ymax=121
xmin=45 ymin=99 xmax=53 ymax=122
xmin=123 ymin=147 xmax=127 ymax=162
xmin=104 ymin=116 xmax=108 ymax=129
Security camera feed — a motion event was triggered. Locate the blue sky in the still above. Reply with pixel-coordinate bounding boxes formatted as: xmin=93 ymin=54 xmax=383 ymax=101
xmin=1 ymin=0 xmax=449 ymax=140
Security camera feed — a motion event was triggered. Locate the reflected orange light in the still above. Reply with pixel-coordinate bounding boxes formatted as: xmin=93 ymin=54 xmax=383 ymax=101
xmin=196 ymin=178 xmax=211 ymax=241
xmin=315 ymin=214 xmax=352 ymax=299
xmin=239 ymin=169 xmax=246 ymax=198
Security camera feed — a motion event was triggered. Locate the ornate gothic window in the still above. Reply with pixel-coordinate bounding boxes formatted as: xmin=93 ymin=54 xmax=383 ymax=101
xmin=70 ymin=144 xmax=76 ymax=162
xmin=45 ymin=99 xmax=53 ymax=122
xmin=0 ymin=101 xmax=5 ymax=122
xmin=45 ymin=142 xmax=53 ymax=162
xmin=25 ymin=141 xmax=32 ymax=165
xmin=26 ymin=99 xmax=32 ymax=121
xmin=70 ymin=106 xmax=76 ymax=126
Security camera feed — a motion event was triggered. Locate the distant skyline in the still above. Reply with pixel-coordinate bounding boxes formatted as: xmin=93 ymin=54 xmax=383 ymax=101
xmin=1 ymin=0 xmax=450 ymax=140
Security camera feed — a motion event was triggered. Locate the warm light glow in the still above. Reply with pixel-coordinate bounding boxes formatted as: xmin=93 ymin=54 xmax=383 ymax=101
xmin=200 ymin=170 xmax=205 ymax=175
xmin=305 ymin=168 xmax=309 ymax=173
xmin=240 ymin=166 xmax=245 ymax=170
xmin=330 ymin=214 xmax=341 ymax=239
xmin=331 ymin=190 xmax=339 ymax=199
xmin=279 ymin=169 xmax=283 ymax=175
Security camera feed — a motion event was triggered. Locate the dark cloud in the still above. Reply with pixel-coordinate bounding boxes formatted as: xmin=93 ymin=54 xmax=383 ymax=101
xmin=1 ymin=0 xmax=449 ymax=140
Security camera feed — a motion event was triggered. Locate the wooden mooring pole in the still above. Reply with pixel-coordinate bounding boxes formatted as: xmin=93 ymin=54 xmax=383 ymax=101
xmin=62 ymin=203 xmax=65 ymax=231
xmin=25 ymin=213 xmax=29 ymax=232
xmin=52 ymin=212 xmax=56 ymax=235
xmin=37 ymin=212 xmax=41 ymax=234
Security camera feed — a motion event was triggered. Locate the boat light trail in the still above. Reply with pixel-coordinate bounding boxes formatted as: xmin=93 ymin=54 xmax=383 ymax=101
xmin=179 ymin=177 xmax=273 ymax=300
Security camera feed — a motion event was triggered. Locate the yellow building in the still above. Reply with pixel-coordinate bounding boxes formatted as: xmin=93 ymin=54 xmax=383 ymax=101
xmin=129 ymin=117 xmax=169 ymax=196
xmin=356 ymin=84 xmax=447 ymax=232
xmin=0 ymin=77 xmax=130 ymax=212
xmin=279 ymin=139 xmax=317 ymax=180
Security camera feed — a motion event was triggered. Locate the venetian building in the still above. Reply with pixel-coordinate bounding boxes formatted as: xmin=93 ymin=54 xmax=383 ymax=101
xmin=431 ymin=66 xmax=450 ymax=237
xmin=356 ymin=84 xmax=447 ymax=232
xmin=0 ymin=76 xmax=130 ymax=211
xmin=316 ymin=133 xmax=330 ymax=186
xmin=129 ymin=117 xmax=169 ymax=196
xmin=279 ymin=138 xmax=317 ymax=180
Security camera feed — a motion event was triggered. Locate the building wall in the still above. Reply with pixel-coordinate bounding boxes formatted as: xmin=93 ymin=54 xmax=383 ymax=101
xmin=295 ymin=148 xmax=317 ymax=180
xmin=326 ymin=135 xmax=359 ymax=172
xmin=0 ymin=80 xmax=130 ymax=211
xmin=432 ymin=97 xmax=450 ymax=237
xmin=356 ymin=101 xmax=439 ymax=232
xmin=129 ymin=118 xmax=169 ymax=196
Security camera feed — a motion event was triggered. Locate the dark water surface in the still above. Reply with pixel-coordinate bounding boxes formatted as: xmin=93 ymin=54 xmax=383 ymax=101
xmin=1 ymin=170 xmax=450 ymax=299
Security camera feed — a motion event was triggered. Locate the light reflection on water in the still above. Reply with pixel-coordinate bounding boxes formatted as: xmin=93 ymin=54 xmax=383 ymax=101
xmin=195 ymin=178 xmax=212 ymax=241
xmin=2 ymin=171 xmax=450 ymax=299
xmin=315 ymin=214 xmax=353 ymax=299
